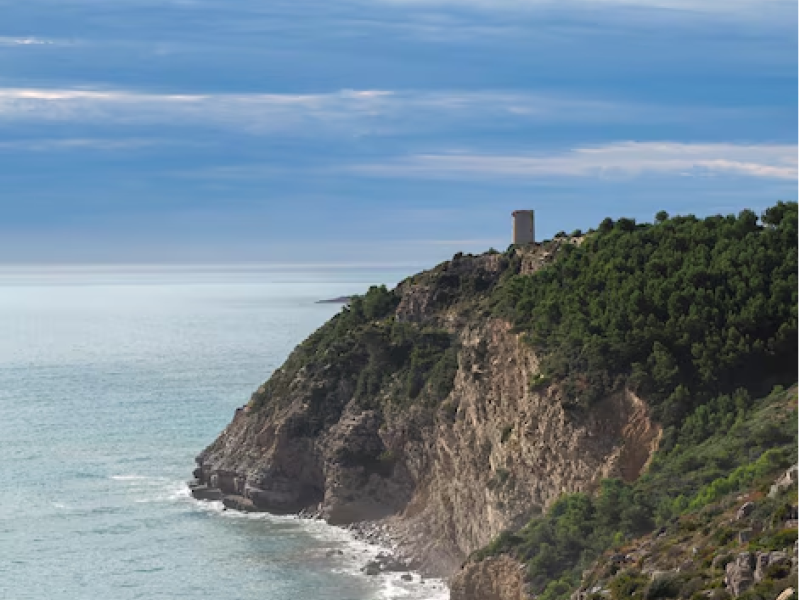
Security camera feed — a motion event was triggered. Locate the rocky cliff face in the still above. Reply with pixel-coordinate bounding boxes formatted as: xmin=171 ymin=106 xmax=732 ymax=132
xmin=192 ymin=244 xmax=661 ymax=584
xmin=449 ymin=555 xmax=529 ymax=600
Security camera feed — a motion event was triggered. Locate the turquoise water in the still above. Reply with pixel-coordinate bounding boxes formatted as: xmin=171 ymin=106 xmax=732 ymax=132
xmin=0 ymin=266 xmax=448 ymax=600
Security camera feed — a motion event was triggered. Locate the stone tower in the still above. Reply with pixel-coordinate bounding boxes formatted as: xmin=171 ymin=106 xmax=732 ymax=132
xmin=512 ymin=210 xmax=535 ymax=245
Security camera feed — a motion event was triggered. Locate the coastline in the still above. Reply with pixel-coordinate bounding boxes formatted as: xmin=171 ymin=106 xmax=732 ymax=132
xmin=188 ymin=488 xmax=450 ymax=599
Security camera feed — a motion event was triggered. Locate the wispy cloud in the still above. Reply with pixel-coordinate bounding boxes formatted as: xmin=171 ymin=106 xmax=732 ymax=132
xmin=0 ymin=36 xmax=59 ymax=46
xmin=0 ymin=88 xmax=394 ymax=132
xmin=351 ymin=142 xmax=798 ymax=180
xmin=0 ymin=87 xmax=665 ymax=135
xmin=0 ymin=138 xmax=163 ymax=151
xmin=374 ymin=0 xmax=793 ymax=15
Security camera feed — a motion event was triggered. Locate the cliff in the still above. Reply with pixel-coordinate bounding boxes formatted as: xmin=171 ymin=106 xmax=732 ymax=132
xmin=192 ymin=241 xmax=659 ymax=576
xmin=192 ymin=204 xmax=798 ymax=598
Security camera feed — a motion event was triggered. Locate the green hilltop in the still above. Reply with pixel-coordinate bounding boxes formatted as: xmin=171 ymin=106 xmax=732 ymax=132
xmin=473 ymin=201 xmax=799 ymax=600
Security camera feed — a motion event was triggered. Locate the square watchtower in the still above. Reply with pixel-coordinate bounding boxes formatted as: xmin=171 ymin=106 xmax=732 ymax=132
xmin=512 ymin=210 xmax=535 ymax=245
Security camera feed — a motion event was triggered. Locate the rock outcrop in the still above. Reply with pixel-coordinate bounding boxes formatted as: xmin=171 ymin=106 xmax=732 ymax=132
xmin=725 ymin=552 xmax=756 ymax=596
xmin=770 ymin=465 xmax=799 ymax=499
xmin=450 ymin=555 xmax=529 ymax=600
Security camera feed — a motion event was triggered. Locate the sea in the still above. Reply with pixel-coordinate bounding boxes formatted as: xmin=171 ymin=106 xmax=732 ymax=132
xmin=0 ymin=265 xmax=449 ymax=600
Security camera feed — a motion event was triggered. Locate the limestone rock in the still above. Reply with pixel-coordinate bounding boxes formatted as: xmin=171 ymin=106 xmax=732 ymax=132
xmin=735 ymin=502 xmax=756 ymax=521
xmin=725 ymin=552 xmax=754 ymax=597
xmin=738 ymin=529 xmax=753 ymax=544
xmin=769 ymin=465 xmax=799 ymax=498
xmin=754 ymin=551 xmax=790 ymax=583
xmin=189 ymin=485 xmax=223 ymax=501
xmin=361 ymin=561 xmax=381 ymax=576
xmin=221 ymin=495 xmax=258 ymax=512
xmin=450 ymin=556 xmax=528 ymax=600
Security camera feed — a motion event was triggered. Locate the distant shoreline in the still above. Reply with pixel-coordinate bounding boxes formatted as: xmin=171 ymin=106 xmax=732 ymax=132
xmin=315 ymin=296 xmax=353 ymax=304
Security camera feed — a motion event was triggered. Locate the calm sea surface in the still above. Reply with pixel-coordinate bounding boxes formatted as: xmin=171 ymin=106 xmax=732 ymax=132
xmin=0 ymin=265 xmax=448 ymax=600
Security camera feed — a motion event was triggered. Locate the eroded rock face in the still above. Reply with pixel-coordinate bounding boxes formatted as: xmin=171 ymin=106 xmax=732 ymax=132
xmin=723 ymin=550 xmax=792 ymax=596
xmin=450 ymin=555 xmax=529 ymax=600
xmin=384 ymin=320 xmax=661 ymax=575
xmin=196 ymin=403 xmax=327 ymax=514
xmin=193 ymin=247 xmax=662 ymax=580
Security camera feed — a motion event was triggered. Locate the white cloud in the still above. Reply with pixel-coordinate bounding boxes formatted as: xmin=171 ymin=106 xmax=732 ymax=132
xmin=0 ymin=36 xmax=58 ymax=46
xmin=0 ymin=87 xmax=644 ymax=134
xmin=374 ymin=0 xmax=792 ymax=15
xmin=352 ymin=142 xmax=798 ymax=180
xmin=0 ymin=87 xmax=395 ymax=132
xmin=0 ymin=138 xmax=161 ymax=151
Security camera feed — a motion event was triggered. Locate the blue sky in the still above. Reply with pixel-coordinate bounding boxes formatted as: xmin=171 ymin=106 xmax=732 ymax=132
xmin=0 ymin=0 xmax=796 ymax=265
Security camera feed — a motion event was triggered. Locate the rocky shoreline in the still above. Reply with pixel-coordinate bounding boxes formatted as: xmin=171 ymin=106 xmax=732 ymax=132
xmin=188 ymin=478 xmax=440 ymax=589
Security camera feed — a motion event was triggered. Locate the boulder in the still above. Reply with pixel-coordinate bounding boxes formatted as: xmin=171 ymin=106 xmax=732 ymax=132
xmin=362 ymin=561 xmax=381 ymax=576
xmin=221 ymin=495 xmax=259 ymax=512
xmin=735 ymin=502 xmax=756 ymax=521
xmin=725 ymin=552 xmax=754 ymax=597
xmin=776 ymin=588 xmax=795 ymax=600
xmin=769 ymin=465 xmax=799 ymax=498
xmin=754 ymin=551 xmax=790 ymax=583
xmin=190 ymin=485 xmax=224 ymax=501
xmin=609 ymin=553 xmax=627 ymax=564
xmin=738 ymin=529 xmax=754 ymax=544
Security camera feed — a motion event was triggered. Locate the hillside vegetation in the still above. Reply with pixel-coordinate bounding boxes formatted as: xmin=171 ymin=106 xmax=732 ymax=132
xmin=493 ymin=202 xmax=797 ymax=427
xmin=473 ymin=202 xmax=798 ymax=599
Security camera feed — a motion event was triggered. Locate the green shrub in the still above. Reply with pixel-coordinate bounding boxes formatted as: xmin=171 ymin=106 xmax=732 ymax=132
xmin=749 ymin=528 xmax=799 ymax=552
xmin=609 ymin=570 xmax=649 ymax=600
xmin=645 ymin=573 xmax=681 ymax=599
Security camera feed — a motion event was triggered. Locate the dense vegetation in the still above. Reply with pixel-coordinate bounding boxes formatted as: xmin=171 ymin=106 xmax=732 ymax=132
xmin=249 ymin=285 xmax=460 ymax=427
xmin=479 ymin=202 xmax=798 ymax=599
xmin=493 ymin=202 xmax=798 ymax=427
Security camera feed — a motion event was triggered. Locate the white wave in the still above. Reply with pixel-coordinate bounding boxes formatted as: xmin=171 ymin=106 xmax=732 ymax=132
xmin=378 ymin=575 xmax=450 ymax=600
xmin=110 ymin=474 xmax=169 ymax=483
xmin=110 ymin=474 xmax=149 ymax=481
xmin=254 ymin=515 xmax=450 ymax=599
xmin=177 ymin=483 xmax=450 ymax=599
